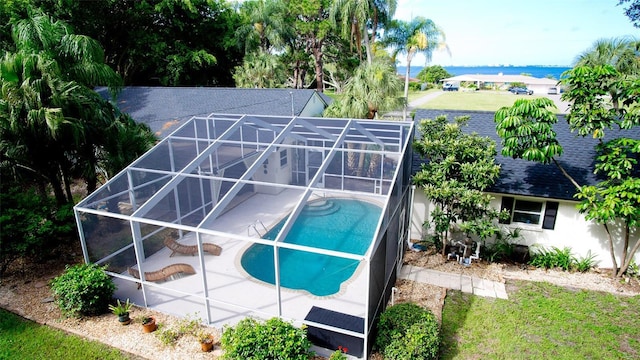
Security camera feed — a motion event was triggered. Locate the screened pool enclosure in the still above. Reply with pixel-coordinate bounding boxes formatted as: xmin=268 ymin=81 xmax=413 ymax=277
xmin=74 ymin=114 xmax=414 ymax=358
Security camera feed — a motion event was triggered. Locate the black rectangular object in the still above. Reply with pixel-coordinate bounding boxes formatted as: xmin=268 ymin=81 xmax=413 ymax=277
xmin=304 ymin=306 xmax=364 ymax=357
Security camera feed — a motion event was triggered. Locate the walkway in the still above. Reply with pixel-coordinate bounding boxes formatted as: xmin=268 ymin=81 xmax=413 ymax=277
xmin=398 ymin=264 xmax=508 ymax=299
xmin=380 ymin=91 xmax=445 ymax=119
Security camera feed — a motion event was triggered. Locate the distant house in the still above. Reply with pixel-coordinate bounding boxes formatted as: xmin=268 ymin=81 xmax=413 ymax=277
xmin=411 ymin=109 xmax=640 ymax=269
xmin=441 ymin=74 xmax=559 ymax=94
xmin=98 ymin=87 xmax=332 ymax=138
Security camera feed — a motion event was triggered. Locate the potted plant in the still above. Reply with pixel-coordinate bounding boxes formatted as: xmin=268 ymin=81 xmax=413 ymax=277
xmin=141 ymin=316 xmax=157 ymax=333
xmin=108 ymin=298 xmax=132 ymax=325
xmin=197 ymin=330 xmax=215 ymax=352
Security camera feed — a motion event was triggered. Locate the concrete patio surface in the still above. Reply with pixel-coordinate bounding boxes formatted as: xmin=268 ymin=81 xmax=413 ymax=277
xmin=398 ymin=264 xmax=509 ymax=299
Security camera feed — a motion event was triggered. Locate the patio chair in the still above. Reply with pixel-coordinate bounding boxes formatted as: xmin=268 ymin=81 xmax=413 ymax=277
xmin=164 ymin=237 xmax=222 ymax=257
xmin=127 ymin=263 xmax=196 ymax=289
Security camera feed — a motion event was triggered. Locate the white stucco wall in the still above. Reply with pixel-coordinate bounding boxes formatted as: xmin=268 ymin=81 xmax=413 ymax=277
xmin=410 ymin=190 xmax=639 ymax=269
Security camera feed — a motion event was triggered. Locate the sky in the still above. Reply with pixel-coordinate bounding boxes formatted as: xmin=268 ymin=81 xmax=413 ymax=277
xmin=393 ymin=0 xmax=638 ymax=67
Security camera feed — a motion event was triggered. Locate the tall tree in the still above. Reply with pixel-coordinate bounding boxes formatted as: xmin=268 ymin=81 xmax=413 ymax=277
xmin=1 ymin=13 xmax=154 ymax=204
xmin=236 ymin=0 xmax=289 ymax=54
xmin=38 ymin=0 xmax=242 ymax=86
xmin=329 ymin=0 xmax=396 ymax=64
xmin=494 ymin=65 xmax=639 ymax=277
xmin=618 ymin=0 xmax=640 ymax=27
xmin=285 ymin=0 xmax=332 ymax=91
xmin=232 ymin=51 xmax=286 ymax=88
xmin=575 ymin=36 xmax=640 ymax=76
xmin=324 ymin=58 xmax=403 ymax=119
xmin=413 ymin=115 xmax=503 ymax=256
xmin=417 ymin=65 xmax=452 ymax=84
xmin=383 ymin=16 xmax=448 ymax=119
xmin=324 ymin=58 xmax=403 ymax=175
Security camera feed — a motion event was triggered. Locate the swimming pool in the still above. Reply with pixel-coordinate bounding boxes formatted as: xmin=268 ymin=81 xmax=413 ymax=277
xmin=240 ymin=198 xmax=381 ymax=296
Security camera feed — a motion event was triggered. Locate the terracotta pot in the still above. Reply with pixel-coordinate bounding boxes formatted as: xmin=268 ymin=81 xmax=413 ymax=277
xmin=142 ymin=317 xmax=157 ymax=333
xmin=200 ymin=335 xmax=214 ymax=352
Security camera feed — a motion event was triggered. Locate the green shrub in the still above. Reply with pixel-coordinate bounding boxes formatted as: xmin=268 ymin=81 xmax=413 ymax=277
xmin=574 ymin=251 xmax=598 ymax=272
xmin=374 ymin=302 xmax=437 ymax=351
xmin=328 ymin=349 xmax=348 ymax=360
xmin=155 ymin=312 xmax=203 ymax=346
xmin=50 ymin=263 xmax=115 ymax=317
xmin=384 ymin=319 xmax=440 ymax=360
xmin=220 ymin=317 xmax=312 ymax=360
xmin=408 ymin=82 xmax=423 ymax=91
xmin=627 ymin=260 xmax=639 ymax=278
xmin=529 ymin=246 xmax=578 ymax=271
xmin=483 ymin=228 xmax=522 ymax=263
xmin=0 ymin=186 xmax=75 ymax=276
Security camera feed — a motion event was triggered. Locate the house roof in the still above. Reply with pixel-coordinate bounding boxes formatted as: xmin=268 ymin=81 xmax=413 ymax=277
xmin=413 ymin=109 xmax=640 ymax=201
xmin=442 ymin=74 xmax=558 ymax=86
xmin=97 ymin=87 xmax=332 ymax=137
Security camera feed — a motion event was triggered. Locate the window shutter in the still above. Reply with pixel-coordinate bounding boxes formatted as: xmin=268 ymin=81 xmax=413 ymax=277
xmin=542 ymin=201 xmax=559 ymax=230
xmin=499 ymin=196 xmax=514 ymax=224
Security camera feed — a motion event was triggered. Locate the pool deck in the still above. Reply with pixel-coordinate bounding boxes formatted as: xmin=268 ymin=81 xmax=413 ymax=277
xmin=113 ymin=188 xmax=372 ymax=330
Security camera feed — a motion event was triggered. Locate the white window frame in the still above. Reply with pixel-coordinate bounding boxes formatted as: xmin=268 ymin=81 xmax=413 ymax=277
xmin=279 ymin=149 xmax=288 ymax=167
xmin=511 ymin=198 xmax=546 ymax=228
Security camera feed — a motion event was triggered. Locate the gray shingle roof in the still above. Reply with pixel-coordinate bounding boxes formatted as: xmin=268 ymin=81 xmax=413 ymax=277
xmin=98 ymin=87 xmax=331 ymax=137
xmin=413 ymin=109 xmax=640 ymax=201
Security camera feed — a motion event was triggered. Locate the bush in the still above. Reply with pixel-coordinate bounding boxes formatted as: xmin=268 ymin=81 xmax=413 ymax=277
xmin=50 ymin=263 xmax=115 ymax=317
xmin=220 ymin=317 xmax=312 ymax=360
xmin=483 ymin=228 xmax=522 ymax=263
xmin=374 ymin=303 xmax=438 ymax=351
xmin=408 ymin=82 xmax=423 ymax=91
xmin=0 ymin=186 xmax=75 ymax=276
xmin=384 ymin=319 xmax=440 ymax=360
xmin=156 ymin=313 xmax=202 ymax=346
xmin=574 ymin=251 xmax=598 ymax=272
xmin=529 ymin=246 xmax=576 ymax=271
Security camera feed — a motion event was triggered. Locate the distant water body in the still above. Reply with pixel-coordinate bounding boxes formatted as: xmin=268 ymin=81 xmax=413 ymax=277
xmin=398 ymin=65 xmax=572 ymax=80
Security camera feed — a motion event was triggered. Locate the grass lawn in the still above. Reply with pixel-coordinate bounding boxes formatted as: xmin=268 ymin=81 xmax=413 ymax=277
xmin=441 ymin=281 xmax=640 ymax=359
xmin=0 ymin=308 xmax=138 ymax=360
xmin=408 ymin=88 xmax=439 ymax=102
xmin=418 ymin=91 xmax=556 ymax=112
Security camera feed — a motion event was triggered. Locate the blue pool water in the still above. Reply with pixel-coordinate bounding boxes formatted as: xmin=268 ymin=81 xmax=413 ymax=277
xmin=240 ymin=199 xmax=381 ymax=296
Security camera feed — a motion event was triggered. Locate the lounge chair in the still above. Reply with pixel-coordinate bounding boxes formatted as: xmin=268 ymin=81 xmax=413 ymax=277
xmin=128 ymin=263 xmax=196 ymax=289
xmin=164 ymin=237 xmax=222 ymax=257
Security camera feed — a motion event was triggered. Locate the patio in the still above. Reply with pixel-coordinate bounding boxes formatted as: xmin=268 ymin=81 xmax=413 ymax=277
xmin=74 ymin=114 xmax=414 ymax=358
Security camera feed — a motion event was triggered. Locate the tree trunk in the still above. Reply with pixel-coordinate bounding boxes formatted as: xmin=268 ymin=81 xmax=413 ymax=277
xmin=48 ymin=170 xmax=67 ymax=205
xmin=603 ymin=223 xmax=619 ymax=278
xmin=356 ymin=143 xmax=367 ymax=177
xmin=363 ymin=25 xmax=372 ymax=65
xmin=346 ymin=143 xmax=357 ymax=175
xmin=312 ymin=39 xmax=324 ymax=92
xmin=617 ymin=224 xmax=640 ymax=277
xmin=402 ymin=51 xmax=414 ymax=121
xmin=617 ymin=223 xmax=630 ymax=277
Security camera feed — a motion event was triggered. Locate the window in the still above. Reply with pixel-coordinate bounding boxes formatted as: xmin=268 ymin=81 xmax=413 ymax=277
xmin=512 ymin=200 xmax=542 ymax=225
xmin=280 ymin=149 xmax=288 ymax=167
xmin=500 ymin=196 xmax=559 ymax=230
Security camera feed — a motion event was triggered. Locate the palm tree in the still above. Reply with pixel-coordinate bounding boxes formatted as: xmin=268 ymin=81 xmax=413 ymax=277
xmin=324 ymin=59 xmax=403 ymax=175
xmin=575 ymin=36 xmax=640 ymax=75
xmin=1 ymin=13 xmax=152 ymax=203
xmin=330 ymin=0 xmax=397 ymax=64
xmin=236 ymin=0 xmax=289 ymax=54
xmin=384 ymin=17 xmax=448 ymax=119
xmin=233 ymin=51 xmax=286 ymax=88
xmin=573 ymin=37 xmax=640 ymax=109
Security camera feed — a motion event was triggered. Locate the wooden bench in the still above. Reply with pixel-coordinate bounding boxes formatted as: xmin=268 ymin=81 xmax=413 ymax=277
xmin=164 ymin=237 xmax=222 ymax=257
xmin=128 ymin=263 xmax=196 ymax=289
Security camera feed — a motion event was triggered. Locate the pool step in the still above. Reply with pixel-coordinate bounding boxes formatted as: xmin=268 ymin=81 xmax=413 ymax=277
xmin=303 ymin=200 xmax=340 ymax=216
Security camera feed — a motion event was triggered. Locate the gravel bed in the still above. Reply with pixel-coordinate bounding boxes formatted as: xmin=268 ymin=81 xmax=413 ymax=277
xmin=1 ymin=248 xmax=638 ymax=359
